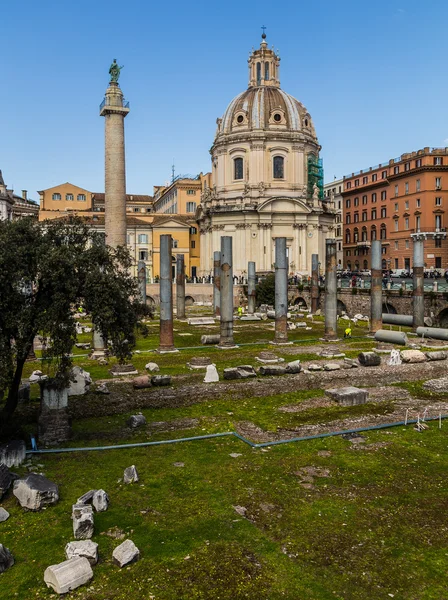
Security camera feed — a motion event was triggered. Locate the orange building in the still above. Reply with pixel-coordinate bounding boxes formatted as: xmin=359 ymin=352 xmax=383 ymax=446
xmin=343 ymin=147 xmax=448 ymax=272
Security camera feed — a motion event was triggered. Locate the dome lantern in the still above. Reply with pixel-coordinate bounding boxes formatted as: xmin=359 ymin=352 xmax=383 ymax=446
xmin=248 ymin=33 xmax=280 ymax=88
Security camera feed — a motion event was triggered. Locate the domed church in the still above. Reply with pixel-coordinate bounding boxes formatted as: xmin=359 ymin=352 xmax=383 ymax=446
xmin=197 ymin=34 xmax=336 ymax=276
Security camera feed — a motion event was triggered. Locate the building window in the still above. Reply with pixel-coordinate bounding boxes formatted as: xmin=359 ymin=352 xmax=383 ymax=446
xmin=404 ymin=162 xmax=410 ymax=172
xmin=371 ymin=209 xmax=377 ymax=220
xmin=395 ymin=220 xmax=399 ymax=232
xmin=435 ymin=177 xmax=442 ymax=189
xmin=172 ymin=239 xmax=178 ymax=248
xmin=416 ymin=198 xmax=421 ymax=208
xmin=345 ymin=229 xmax=351 ymax=243
xmin=434 ymin=157 xmax=443 ymax=166
xmin=191 ymin=240 xmax=196 ymax=249
xmin=186 ymin=201 xmax=197 ymax=213
xmin=394 ymin=203 xmax=399 ymax=211
xmin=362 ymin=227 xmax=367 ymax=241
xmin=381 ymin=208 xmax=386 ymax=218
xmin=354 ymin=213 xmax=359 ymax=223
xmin=346 ymin=182 xmax=352 ymax=190
xmin=372 ymin=173 xmax=377 ymax=182
xmin=346 ymin=250 xmax=351 ymax=257
xmin=362 ymin=211 xmax=367 ymax=221
xmin=394 ymin=166 xmax=400 ymax=175
xmin=416 ymin=159 xmax=422 ymax=168
xmin=265 ymin=63 xmax=270 ymax=80
xmin=436 ymin=197 xmax=442 ymax=206
xmin=382 ymin=248 xmax=387 ymax=257
xmin=380 ymin=225 xmax=387 ymax=240
xmin=394 ymin=185 xmax=399 ymax=197
xmin=416 ymin=216 xmax=421 ymax=231
xmin=382 ymin=170 xmax=387 ymax=179
xmin=405 ymin=182 xmax=409 ymax=195
xmin=362 ymin=195 xmax=367 ymax=205
xmin=52 ymin=193 xmax=61 ymax=200
xmin=346 ymin=199 xmax=351 ymax=209
xmin=381 ymin=191 xmax=387 ymax=201
xmin=133 ymin=207 xmax=140 ymax=213
xmin=77 ymin=194 xmax=86 ymax=201
xmin=234 ymin=157 xmax=244 ymax=180
xmin=354 ymin=197 xmax=359 ymax=206
xmin=353 ymin=228 xmax=359 ymax=242
xmin=273 ymin=156 xmax=284 ymax=179
xmin=435 ymin=238 xmax=442 ymax=248
xmin=362 ymin=176 xmax=368 ymax=184
xmin=435 ymin=215 xmax=442 ymax=230
xmin=372 ymin=193 xmax=377 ymax=203
xmin=186 ymin=189 xmax=196 ymax=195
xmin=139 ymin=250 xmax=148 ymax=261
xmin=138 ymin=234 xmax=148 ymax=244
xmin=256 ymin=62 xmax=261 ymax=85
xmin=405 ymin=218 xmax=409 ymax=229
xmin=371 ymin=227 xmax=377 ymax=241
xmin=416 ymin=179 xmax=421 ymax=192
xmin=189 ymin=226 xmax=197 ymax=234
xmin=405 ymin=200 xmax=409 ymax=209
xmin=346 ymin=214 xmax=351 ymax=224
xmin=405 ymin=240 xmax=410 ymax=249
xmin=355 ymin=179 xmax=359 ymax=187
xmin=66 ymin=194 xmax=74 ymax=201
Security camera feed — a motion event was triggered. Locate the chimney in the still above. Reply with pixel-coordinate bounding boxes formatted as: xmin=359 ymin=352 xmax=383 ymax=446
xmin=22 ymin=190 xmax=27 ymax=200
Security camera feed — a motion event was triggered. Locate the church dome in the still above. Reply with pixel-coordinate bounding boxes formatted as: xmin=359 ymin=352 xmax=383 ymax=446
xmin=215 ymin=35 xmax=317 ymax=141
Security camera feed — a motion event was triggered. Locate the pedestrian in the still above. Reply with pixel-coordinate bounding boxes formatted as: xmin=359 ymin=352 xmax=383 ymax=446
xmin=344 ymin=326 xmax=352 ymax=339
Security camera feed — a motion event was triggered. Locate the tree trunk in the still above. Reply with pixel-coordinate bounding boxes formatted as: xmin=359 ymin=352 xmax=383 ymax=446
xmin=1 ymin=351 xmax=29 ymax=422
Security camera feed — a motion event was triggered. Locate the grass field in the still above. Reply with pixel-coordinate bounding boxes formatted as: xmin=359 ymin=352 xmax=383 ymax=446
xmin=2 ymin=311 xmax=448 ymax=599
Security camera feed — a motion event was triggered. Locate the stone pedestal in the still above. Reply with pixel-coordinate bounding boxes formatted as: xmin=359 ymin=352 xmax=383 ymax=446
xmin=38 ymin=381 xmax=71 ymax=445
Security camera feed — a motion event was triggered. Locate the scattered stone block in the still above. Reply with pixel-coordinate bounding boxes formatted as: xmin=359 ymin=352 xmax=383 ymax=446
xmin=0 ymin=464 xmax=12 ymax=499
xmin=187 ymin=357 xmax=212 ymax=370
xmin=266 ymin=310 xmax=276 ymax=319
xmin=201 ymin=334 xmax=220 ymax=345
xmin=44 ymin=557 xmax=93 ymax=594
xmin=425 ymin=351 xmax=447 ymax=361
xmin=240 ymin=315 xmax=261 ymax=321
xmin=308 ymin=364 xmax=322 ymax=371
xmin=92 ymin=489 xmax=109 ymax=512
xmin=133 ymin=376 xmax=151 ymax=390
xmin=151 ymin=375 xmax=171 ymax=386
xmin=285 ymin=360 xmax=301 ymax=374
xmin=123 ymin=465 xmax=139 ymax=484
xmin=0 ymin=544 xmax=14 ymax=573
xmin=324 ymin=363 xmax=341 ymax=371
xmin=127 ymin=414 xmax=147 ymax=428
xmin=188 ymin=317 xmax=215 ymax=325
xmin=400 ymin=349 xmax=426 ymax=364
xmin=223 ymin=366 xmax=257 ymax=380
xmin=68 ymin=367 xmax=92 ymax=396
xmin=72 ymin=504 xmax=94 ymax=539
xmin=110 ymin=364 xmax=138 ymax=377
xmin=0 ymin=440 xmax=26 ymax=468
xmin=65 ymin=540 xmax=98 ymax=565
xmin=0 ymin=507 xmax=10 ymax=522
xmin=13 ymin=473 xmax=59 ymax=510
xmin=145 ymin=362 xmax=160 ymax=372
xmin=343 ymin=358 xmax=359 ymax=369
xmin=325 ymin=386 xmax=369 ymax=406
xmin=259 ymin=365 xmax=287 ymax=376
xmin=204 ymin=365 xmax=219 ymax=383
xmin=113 ymin=539 xmax=140 ymax=568
xmin=358 ymin=352 xmax=381 ymax=367
xmin=77 ymin=490 xmax=96 ymax=505
xmin=29 ymin=370 xmax=48 ymax=383
xmin=255 ymin=351 xmax=284 ymax=364
xmin=96 ymin=383 xmax=110 ymax=394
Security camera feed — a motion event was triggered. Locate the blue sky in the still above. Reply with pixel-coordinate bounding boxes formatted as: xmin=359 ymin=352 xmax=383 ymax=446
xmin=2 ymin=0 xmax=447 ymax=200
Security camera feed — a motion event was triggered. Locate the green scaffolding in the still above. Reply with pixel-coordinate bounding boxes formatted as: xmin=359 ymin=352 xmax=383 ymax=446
xmin=307 ymin=155 xmax=324 ymax=200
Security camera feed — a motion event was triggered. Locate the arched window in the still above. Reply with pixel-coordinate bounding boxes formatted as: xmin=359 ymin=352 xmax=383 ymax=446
xmin=363 ymin=260 xmax=368 ymax=269
xmin=273 ymin=156 xmax=284 ymax=179
xmin=256 ymin=62 xmax=261 ymax=85
xmin=371 ymin=226 xmax=377 ymax=241
xmin=234 ymin=157 xmax=244 ymax=180
xmin=382 ymin=259 xmax=387 ymax=270
xmin=265 ymin=62 xmax=269 ymax=80
xmin=347 ymin=261 xmax=352 ymax=270
xmin=353 ymin=227 xmax=359 ymax=242
xmin=380 ymin=224 xmax=387 ymax=240
xmin=436 ymin=215 xmax=442 ymax=230
xmin=345 ymin=229 xmax=351 ymax=244
xmin=362 ymin=227 xmax=367 ymax=241
xmin=346 ymin=214 xmax=351 ymax=224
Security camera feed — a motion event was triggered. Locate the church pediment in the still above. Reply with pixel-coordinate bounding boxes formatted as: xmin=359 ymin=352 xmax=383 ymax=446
xmin=257 ymin=196 xmax=311 ymax=214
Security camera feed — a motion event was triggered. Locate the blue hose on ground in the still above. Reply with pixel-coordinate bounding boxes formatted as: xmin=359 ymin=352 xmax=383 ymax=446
xmin=27 ymin=414 xmax=448 ymax=455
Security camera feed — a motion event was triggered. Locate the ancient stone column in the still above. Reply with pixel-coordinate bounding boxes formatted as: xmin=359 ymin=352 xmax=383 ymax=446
xmin=370 ymin=240 xmax=382 ymax=334
xmin=100 ymin=80 xmax=130 ymax=248
xmin=413 ymin=238 xmax=424 ymax=330
xmin=138 ymin=260 xmax=147 ymax=305
xmin=213 ymin=251 xmax=221 ymax=317
xmin=218 ymin=237 xmax=235 ymax=347
xmin=158 ymin=234 xmax=176 ymax=352
xmin=274 ymin=238 xmax=288 ymax=344
xmin=324 ymin=239 xmax=338 ymax=340
xmin=176 ymin=254 xmax=186 ymax=319
xmin=311 ymin=253 xmax=319 ymax=313
xmin=247 ymin=261 xmax=256 ymax=314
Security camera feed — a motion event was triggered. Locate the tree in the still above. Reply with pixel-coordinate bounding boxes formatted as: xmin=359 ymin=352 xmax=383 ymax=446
xmin=0 ymin=217 xmax=149 ymax=426
xmin=254 ymin=273 xmax=275 ymax=306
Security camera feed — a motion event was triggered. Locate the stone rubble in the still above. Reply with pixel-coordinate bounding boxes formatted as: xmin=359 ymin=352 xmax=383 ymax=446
xmin=13 ymin=473 xmax=59 ymax=510
xmin=92 ymin=489 xmax=109 ymax=512
xmin=325 ymin=386 xmax=369 ymax=406
xmin=123 ymin=465 xmax=139 ymax=484
xmin=68 ymin=367 xmax=92 ymax=396
xmin=65 ymin=540 xmax=99 ymax=565
xmin=223 ymin=366 xmax=257 ymax=380
xmin=424 ymin=351 xmax=447 ymax=361
xmin=95 ymin=382 xmax=110 ymax=394
xmin=133 ymin=376 xmax=152 ymax=389
xmin=204 ymin=364 xmax=219 ymax=383
xmin=400 ymin=349 xmax=426 ymax=363
xmin=285 ymin=360 xmax=301 ymax=374
xmin=358 ymin=352 xmax=381 ymax=367
xmin=0 ymin=507 xmax=10 ymax=522
xmin=0 ymin=440 xmax=26 ymax=468
xmin=259 ymin=365 xmax=287 ymax=376
xmin=72 ymin=504 xmax=94 ymax=539
xmin=0 ymin=543 xmax=14 ymax=573
xmin=77 ymin=490 xmax=96 ymax=505
xmin=0 ymin=463 xmax=13 ymax=499
xmin=151 ymin=374 xmax=171 ymax=386
xmin=112 ymin=539 xmax=140 ymax=568
xmin=145 ymin=362 xmax=160 ymax=372
xmin=44 ymin=556 xmax=93 ymax=594
xmin=127 ymin=414 xmax=147 ymax=428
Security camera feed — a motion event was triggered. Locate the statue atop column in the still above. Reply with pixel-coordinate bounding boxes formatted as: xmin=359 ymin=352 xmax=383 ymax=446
xmin=109 ymin=59 xmax=123 ymax=83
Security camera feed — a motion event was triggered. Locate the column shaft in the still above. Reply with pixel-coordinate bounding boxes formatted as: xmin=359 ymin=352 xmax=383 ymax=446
xmin=248 ymin=261 xmax=256 ymax=314
xmin=311 ymin=253 xmax=319 ymax=313
xmin=138 ymin=260 xmax=147 ymax=305
xmin=274 ymin=238 xmax=288 ymax=343
xmin=219 ymin=237 xmax=234 ymax=347
xmin=324 ymin=239 xmax=338 ymax=340
xmin=159 ymin=234 xmax=175 ymax=351
xmin=176 ymin=254 xmax=185 ymax=319
xmin=104 ymin=113 xmax=126 ymax=248
xmin=370 ymin=240 xmax=382 ymax=333
xmin=413 ymin=238 xmax=424 ymax=330
xmin=213 ymin=250 xmax=221 ymax=317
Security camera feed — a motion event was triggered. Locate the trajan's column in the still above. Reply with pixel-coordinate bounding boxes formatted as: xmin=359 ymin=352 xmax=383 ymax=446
xmin=100 ymin=59 xmax=130 ymax=247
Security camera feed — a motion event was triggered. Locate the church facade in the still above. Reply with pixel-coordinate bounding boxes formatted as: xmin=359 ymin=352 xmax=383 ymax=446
xmin=197 ymin=35 xmax=336 ymax=276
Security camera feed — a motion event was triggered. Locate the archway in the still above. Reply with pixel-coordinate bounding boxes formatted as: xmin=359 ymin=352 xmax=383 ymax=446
xmin=382 ymin=302 xmax=397 ymax=314
xmin=185 ymin=295 xmax=195 ymax=306
xmin=294 ymin=297 xmax=308 ymax=309
xmin=147 ymin=296 xmax=156 ymax=306
xmin=437 ymin=307 xmax=448 ymax=328
xmin=337 ymin=299 xmax=347 ymax=315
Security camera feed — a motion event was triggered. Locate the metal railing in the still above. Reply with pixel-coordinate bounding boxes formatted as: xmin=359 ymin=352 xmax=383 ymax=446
xmin=99 ymin=97 xmax=130 ymax=111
